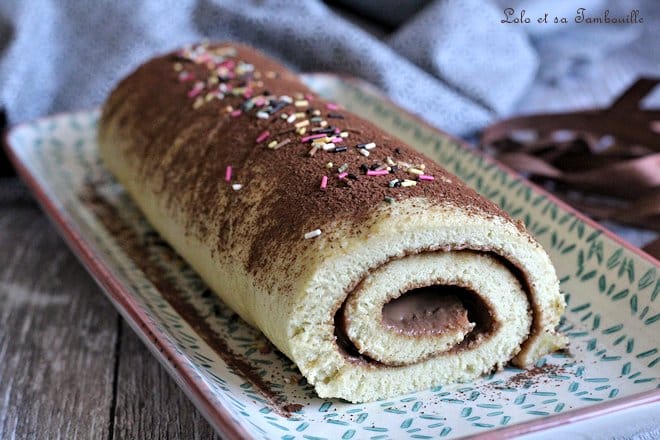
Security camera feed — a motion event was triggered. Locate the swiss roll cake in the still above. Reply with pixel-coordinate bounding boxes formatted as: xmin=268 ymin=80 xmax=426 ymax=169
xmin=98 ymin=42 xmax=567 ymax=403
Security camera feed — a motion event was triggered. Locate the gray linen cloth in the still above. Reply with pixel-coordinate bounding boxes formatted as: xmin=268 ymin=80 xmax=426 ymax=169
xmin=1 ymin=0 xmax=654 ymax=136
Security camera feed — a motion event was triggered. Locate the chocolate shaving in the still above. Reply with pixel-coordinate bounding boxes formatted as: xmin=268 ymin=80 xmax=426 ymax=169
xmin=481 ymin=78 xmax=660 ymax=234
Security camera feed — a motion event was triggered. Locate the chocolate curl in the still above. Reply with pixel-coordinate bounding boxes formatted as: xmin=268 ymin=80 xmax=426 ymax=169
xmin=643 ymin=237 xmax=660 ymax=259
xmin=481 ymin=78 xmax=660 ymax=233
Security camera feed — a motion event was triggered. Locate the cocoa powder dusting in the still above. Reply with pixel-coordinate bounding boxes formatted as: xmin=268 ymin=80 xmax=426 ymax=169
xmin=506 ymin=364 xmax=566 ymax=388
xmin=79 ymin=183 xmax=302 ymax=417
xmin=98 ymin=42 xmax=513 ymax=287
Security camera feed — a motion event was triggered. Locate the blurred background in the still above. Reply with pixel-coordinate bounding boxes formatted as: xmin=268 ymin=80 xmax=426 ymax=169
xmin=0 ymin=0 xmax=658 ymax=249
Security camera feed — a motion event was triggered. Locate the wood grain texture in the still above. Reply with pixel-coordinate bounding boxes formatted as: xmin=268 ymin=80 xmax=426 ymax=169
xmin=0 ymin=201 xmax=220 ymax=439
xmin=112 ymin=320 xmax=220 ymax=440
xmin=0 ymin=202 xmax=117 ymax=439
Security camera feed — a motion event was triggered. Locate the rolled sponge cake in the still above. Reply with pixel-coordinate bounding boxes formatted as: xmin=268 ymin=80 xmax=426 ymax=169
xmin=98 ymin=42 xmax=567 ymax=403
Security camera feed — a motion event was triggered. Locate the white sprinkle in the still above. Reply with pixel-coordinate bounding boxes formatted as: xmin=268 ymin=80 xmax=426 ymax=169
xmin=281 ymin=113 xmax=289 ymax=119
xmin=358 ymin=148 xmax=370 ymax=157
xmin=287 ymin=114 xmax=297 ymax=123
xmin=322 ymin=143 xmax=336 ymax=151
xmin=295 ymin=99 xmax=309 ymax=107
xmin=304 ymin=229 xmax=322 ymax=239
xmin=340 ymin=131 xmax=349 ymax=138
xmin=280 ymin=95 xmax=293 ymax=103
xmin=401 ymin=180 xmax=417 ymax=187
xmin=232 ymin=184 xmax=243 ymax=191
xmin=256 ymin=111 xmax=270 ymax=119
xmin=363 ymin=142 xmax=376 ymax=150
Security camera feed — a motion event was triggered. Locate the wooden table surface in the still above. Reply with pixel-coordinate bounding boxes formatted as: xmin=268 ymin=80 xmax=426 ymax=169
xmin=1 ymin=10 xmax=658 ymax=439
xmin=0 ymin=198 xmax=220 ymax=439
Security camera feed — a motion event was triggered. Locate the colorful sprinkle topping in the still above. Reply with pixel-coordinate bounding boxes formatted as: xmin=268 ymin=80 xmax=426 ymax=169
xmin=256 ymin=130 xmax=270 ymax=143
xmin=174 ymin=43 xmax=438 ymax=240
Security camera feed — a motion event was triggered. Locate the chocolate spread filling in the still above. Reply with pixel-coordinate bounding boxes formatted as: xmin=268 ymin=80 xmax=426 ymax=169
xmin=334 ymin=278 xmax=497 ymax=366
xmin=381 ymin=286 xmax=473 ymax=336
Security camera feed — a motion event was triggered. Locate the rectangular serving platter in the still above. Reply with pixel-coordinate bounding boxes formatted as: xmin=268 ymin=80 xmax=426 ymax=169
xmin=5 ymin=73 xmax=659 ymax=439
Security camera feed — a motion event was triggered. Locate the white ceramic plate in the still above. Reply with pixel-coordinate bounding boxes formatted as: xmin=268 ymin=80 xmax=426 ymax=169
xmin=5 ymin=74 xmax=659 ymax=439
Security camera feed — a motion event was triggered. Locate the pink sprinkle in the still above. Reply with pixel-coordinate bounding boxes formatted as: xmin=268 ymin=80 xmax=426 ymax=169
xmin=243 ymin=89 xmax=253 ymax=99
xmin=178 ymin=72 xmax=195 ymax=82
xmin=320 ymin=175 xmax=328 ymax=190
xmin=334 ymin=128 xmax=341 ymax=134
xmin=338 ymin=172 xmax=348 ymax=180
xmin=306 ymin=94 xmax=314 ymax=101
xmin=220 ymin=60 xmax=235 ymax=69
xmin=225 ymin=166 xmax=232 ymax=182
xmin=197 ymin=53 xmax=212 ymax=63
xmin=187 ymin=86 xmax=202 ymax=98
xmin=367 ymin=170 xmax=389 ymax=176
xmin=326 ymin=103 xmax=339 ymax=110
xmin=301 ymin=134 xmax=327 ymax=143
xmin=419 ymin=175 xmax=435 ymax=181
xmin=256 ymin=131 xmax=270 ymax=143
xmin=330 ymin=137 xmax=343 ymax=143
xmin=254 ymin=97 xmax=266 ymax=107
xmin=231 ymin=110 xmax=242 ymax=117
